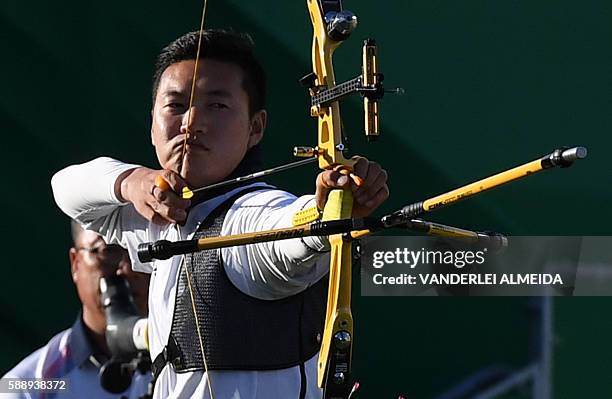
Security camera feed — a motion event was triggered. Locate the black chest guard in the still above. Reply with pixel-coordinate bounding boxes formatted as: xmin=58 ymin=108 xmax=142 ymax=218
xmin=153 ymin=188 xmax=328 ymax=378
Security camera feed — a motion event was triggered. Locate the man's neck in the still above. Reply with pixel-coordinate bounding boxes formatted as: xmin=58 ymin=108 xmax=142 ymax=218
xmin=82 ymin=308 xmax=110 ymax=357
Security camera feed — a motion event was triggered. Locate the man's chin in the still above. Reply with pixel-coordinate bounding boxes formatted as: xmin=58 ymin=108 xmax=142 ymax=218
xmin=182 ymin=158 xmax=237 ymax=188
xmin=182 ymin=165 xmax=212 ymax=189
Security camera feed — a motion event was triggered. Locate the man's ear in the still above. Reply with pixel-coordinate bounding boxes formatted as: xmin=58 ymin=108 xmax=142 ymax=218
xmin=150 ymin=109 xmax=156 ymax=146
xmin=248 ymin=110 xmax=267 ymax=148
xmin=69 ymin=248 xmax=79 ymax=283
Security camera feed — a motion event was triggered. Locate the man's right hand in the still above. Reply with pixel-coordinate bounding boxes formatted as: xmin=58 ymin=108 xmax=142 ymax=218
xmin=116 ymin=167 xmax=191 ymax=225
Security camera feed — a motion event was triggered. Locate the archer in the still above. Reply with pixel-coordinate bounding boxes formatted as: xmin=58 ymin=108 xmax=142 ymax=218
xmin=52 ymin=29 xmax=388 ymax=399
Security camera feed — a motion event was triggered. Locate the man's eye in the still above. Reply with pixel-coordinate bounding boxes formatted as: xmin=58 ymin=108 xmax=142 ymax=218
xmin=166 ymin=102 xmax=186 ymax=110
xmin=209 ymin=103 xmax=229 ymax=109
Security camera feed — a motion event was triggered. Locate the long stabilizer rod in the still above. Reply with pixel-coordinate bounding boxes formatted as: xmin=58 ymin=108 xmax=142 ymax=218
xmin=381 ymin=146 xmax=587 ymax=227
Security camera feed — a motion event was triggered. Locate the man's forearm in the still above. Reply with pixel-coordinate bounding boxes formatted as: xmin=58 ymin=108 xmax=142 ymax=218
xmin=51 ymin=157 xmax=141 ymax=223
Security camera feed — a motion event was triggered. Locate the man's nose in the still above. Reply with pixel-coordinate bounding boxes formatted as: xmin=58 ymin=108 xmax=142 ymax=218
xmin=180 ymin=106 xmax=206 ymax=135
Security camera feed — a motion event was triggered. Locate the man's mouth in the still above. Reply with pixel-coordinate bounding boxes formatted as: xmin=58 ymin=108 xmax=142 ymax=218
xmin=185 ymin=142 xmax=210 ymax=152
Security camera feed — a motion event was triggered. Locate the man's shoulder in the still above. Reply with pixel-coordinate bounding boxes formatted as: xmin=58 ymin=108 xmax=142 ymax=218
xmin=233 ymin=185 xmax=297 ymax=206
xmin=3 ymin=328 xmax=72 ymax=379
xmin=191 ymin=184 xmax=297 ymax=218
xmin=3 ymin=347 xmax=46 ymax=379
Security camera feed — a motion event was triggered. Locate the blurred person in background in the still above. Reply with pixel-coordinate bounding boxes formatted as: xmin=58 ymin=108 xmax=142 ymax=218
xmin=1 ymin=222 xmax=151 ymax=399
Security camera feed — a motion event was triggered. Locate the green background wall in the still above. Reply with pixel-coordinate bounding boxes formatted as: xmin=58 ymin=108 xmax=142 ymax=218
xmin=1 ymin=1 xmax=610 ymax=397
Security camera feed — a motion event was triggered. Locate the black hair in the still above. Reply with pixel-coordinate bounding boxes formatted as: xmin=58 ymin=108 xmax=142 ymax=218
xmin=152 ymin=29 xmax=266 ymax=115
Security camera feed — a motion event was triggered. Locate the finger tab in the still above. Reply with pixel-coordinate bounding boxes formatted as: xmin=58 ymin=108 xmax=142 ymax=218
xmin=155 ymin=175 xmax=171 ymax=192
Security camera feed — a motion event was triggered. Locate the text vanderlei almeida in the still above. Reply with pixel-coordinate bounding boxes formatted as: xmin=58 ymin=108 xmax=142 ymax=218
xmin=369 ymin=248 xmax=564 ymax=286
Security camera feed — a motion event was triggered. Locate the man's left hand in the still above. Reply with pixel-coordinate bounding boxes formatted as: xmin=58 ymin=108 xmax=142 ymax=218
xmin=315 ymin=156 xmax=389 ymax=218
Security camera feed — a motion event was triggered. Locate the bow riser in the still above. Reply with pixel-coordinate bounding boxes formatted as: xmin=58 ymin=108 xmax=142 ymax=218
xmin=307 ymin=1 xmax=358 ymax=397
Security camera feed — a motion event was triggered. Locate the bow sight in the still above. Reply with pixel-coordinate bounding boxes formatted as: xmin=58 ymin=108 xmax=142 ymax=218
xmin=297 ymin=4 xmax=404 ymax=152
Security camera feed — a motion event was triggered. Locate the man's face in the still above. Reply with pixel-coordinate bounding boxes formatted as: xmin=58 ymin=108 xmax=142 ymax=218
xmin=151 ymin=59 xmax=265 ymax=188
xmin=70 ymin=230 xmax=150 ymax=318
